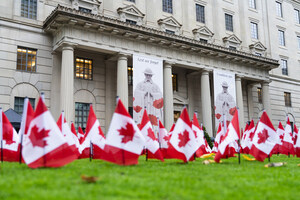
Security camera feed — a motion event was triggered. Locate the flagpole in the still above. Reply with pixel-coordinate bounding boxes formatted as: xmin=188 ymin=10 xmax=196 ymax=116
xmin=116 ymin=96 xmax=125 ymax=165
xmin=19 ymin=97 xmax=29 ymax=164
xmin=0 ymin=107 xmax=3 ymax=163
xmin=157 ymin=117 xmax=161 ymax=149
xmin=90 ymin=142 xmax=93 ymax=162
xmin=41 ymin=93 xmax=46 ymax=167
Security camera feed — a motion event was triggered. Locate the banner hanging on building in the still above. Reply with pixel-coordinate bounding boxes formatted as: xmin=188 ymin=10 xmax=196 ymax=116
xmin=213 ymin=69 xmax=236 ymax=128
xmin=133 ymin=54 xmax=163 ymax=130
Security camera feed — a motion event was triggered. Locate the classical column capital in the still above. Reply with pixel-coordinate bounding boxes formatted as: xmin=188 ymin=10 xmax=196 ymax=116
xmin=117 ymin=52 xmax=131 ymax=60
xmin=61 ymin=42 xmax=77 ymax=51
xmin=235 ymin=74 xmax=244 ymax=80
xmin=261 ymin=79 xmax=272 ymax=86
xmin=164 ymin=60 xmax=175 ymax=67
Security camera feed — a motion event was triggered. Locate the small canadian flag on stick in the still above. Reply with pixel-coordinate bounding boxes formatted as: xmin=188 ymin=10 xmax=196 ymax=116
xmin=100 ymin=98 xmax=145 ymax=165
xmin=249 ymin=111 xmax=280 ymax=161
xmin=22 ymin=96 xmax=77 ymax=168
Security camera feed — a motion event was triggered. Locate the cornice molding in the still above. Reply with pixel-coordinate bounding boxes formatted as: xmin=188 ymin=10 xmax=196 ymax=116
xmin=43 ymin=5 xmax=279 ymax=70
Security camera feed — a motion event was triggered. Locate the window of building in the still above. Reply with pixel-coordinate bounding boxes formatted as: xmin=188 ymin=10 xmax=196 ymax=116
xmin=21 ymin=0 xmax=37 ymax=19
xmin=126 ymin=19 xmax=137 ymax=25
xmin=79 ymin=7 xmax=92 ymax=13
xmin=295 ymin=9 xmax=300 ymax=24
xmin=229 ymin=46 xmax=237 ymax=50
xmin=163 ymin=0 xmax=173 ymax=14
xmin=196 ymin=4 xmax=205 ymax=23
xmin=276 ymin=1 xmax=283 ymax=17
xmin=281 ymin=59 xmax=288 ymax=75
xmin=249 ymin=0 xmax=256 ymax=9
xmin=128 ymin=66 xmax=133 ymax=85
xmin=14 ymin=97 xmax=35 ymax=115
xmin=250 ymin=22 xmax=258 ymax=39
xmin=172 ymin=73 xmax=178 ymax=91
xmin=200 ymin=38 xmax=208 ymax=43
xmin=75 ymin=102 xmax=90 ymax=130
xmin=17 ymin=47 xmax=37 ymax=72
xmin=284 ymin=92 xmax=291 ymax=107
xmin=75 ymin=58 xmax=93 ymax=80
xmin=174 ymin=111 xmax=180 ymax=123
xmin=166 ymin=29 xmax=175 ymax=35
xmin=257 ymin=87 xmax=262 ymax=103
xmin=225 ymin=14 xmax=233 ymax=32
xmin=278 ymin=30 xmax=285 ymax=46
xmin=255 ymin=52 xmax=262 ymax=56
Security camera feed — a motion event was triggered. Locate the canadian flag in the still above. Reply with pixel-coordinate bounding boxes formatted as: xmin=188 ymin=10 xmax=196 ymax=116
xmin=158 ymin=120 xmax=171 ymax=158
xmin=100 ymin=98 xmax=145 ymax=165
xmin=83 ymin=104 xmax=106 ymax=159
xmin=214 ymin=110 xmax=240 ymax=163
xmin=293 ymin=124 xmax=298 ymax=146
xmin=139 ymin=110 xmax=164 ymax=161
xmin=169 ymin=107 xmax=198 ymax=162
xmin=78 ymin=134 xmax=91 ymax=159
xmin=249 ymin=111 xmax=279 ymax=161
xmin=0 ymin=109 xmax=20 ymax=162
xmin=272 ymin=121 xmax=284 ymax=154
xmin=57 ymin=112 xmax=80 ymax=157
xmin=295 ymin=125 xmax=300 ymax=157
xmin=18 ymin=98 xmax=34 ymax=162
xmin=241 ymin=120 xmax=255 ymax=154
xmin=280 ymin=117 xmax=295 ymax=156
xmin=78 ymin=126 xmax=85 ymax=145
xmin=191 ymin=114 xmax=206 ymax=157
xmin=204 ymin=137 xmax=212 ymax=154
xmin=22 ymin=97 xmax=77 ymax=168
xmin=211 ymin=122 xmax=225 ymax=153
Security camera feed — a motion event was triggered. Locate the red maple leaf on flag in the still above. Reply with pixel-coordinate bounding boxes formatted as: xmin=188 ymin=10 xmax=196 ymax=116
xmin=29 ymin=125 xmax=50 ymax=148
xmin=193 ymin=130 xmax=198 ymax=138
xmin=153 ymin=98 xmax=164 ymax=109
xmin=163 ymin=134 xmax=171 ymax=142
xmin=257 ymin=129 xmax=269 ymax=144
xmin=147 ymin=128 xmax=157 ymax=141
xmin=148 ymin=114 xmax=158 ymax=126
xmin=221 ymin=131 xmax=229 ymax=143
xmin=279 ymin=134 xmax=284 ymax=141
xmin=243 ymin=133 xmax=247 ymax=140
xmin=133 ymin=106 xmax=142 ymax=113
xmin=289 ymin=132 xmax=293 ymax=138
xmin=178 ymin=130 xmax=190 ymax=148
xmin=3 ymin=129 xmax=16 ymax=145
xmin=118 ymin=123 xmax=135 ymax=144
xmin=249 ymin=131 xmax=255 ymax=141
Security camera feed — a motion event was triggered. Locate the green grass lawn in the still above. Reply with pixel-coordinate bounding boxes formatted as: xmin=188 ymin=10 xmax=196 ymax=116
xmin=0 ymin=155 xmax=299 ymax=200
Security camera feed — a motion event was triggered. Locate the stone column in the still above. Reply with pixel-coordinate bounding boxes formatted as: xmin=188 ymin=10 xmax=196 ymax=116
xmin=60 ymin=44 xmax=74 ymax=123
xmin=117 ymin=53 xmax=129 ymax=109
xmin=163 ymin=61 xmax=174 ymax=131
xmin=235 ymin=75 xmax=244 ymax=130
xmin=201 ymin=70 xmax=213 ymax=136
xmin=247 ymin=84 xmax=254 ymax=120
xmin=262 ymin=80 xmax=272 ymax=119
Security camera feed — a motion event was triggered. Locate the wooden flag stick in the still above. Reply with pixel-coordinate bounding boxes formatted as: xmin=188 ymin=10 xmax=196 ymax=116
xmin=238 ymin=139 xmax=241 ymax=165
xmin=89 ymin=142 xmax=93 ymax=162
xmin=146 ymin=149 xmax=148 ymax=161
xmin=268 ymin=154 xmax=271 ymax=162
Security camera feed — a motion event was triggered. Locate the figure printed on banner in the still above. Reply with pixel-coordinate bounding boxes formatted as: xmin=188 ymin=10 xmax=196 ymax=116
xmin=214 ymin=70 xmax=236 ymax=127
xmin=133 ymin=55 xmax=164 ymax=129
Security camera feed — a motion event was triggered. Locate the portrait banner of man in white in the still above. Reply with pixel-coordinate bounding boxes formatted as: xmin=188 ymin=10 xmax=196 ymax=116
xmin=214 ymin=70 xmax=236 ymax=128
xmin=133 ymin=54 xmax=163 ymax=130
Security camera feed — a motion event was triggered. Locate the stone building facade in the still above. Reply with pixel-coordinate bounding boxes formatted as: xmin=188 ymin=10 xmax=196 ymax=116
xmin=1 ymin=0 xmax=299 ymax=136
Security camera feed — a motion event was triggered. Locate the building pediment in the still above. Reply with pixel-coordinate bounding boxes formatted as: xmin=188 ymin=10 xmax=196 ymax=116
xmin=192 ymin=26 xmax=214 ymax=43
xmin=193 ymin=26 xmax=214 ymax=37
xmin=158 ymin=16 xmax=182 ymax=28
xmin=117 ymin=4 xmax=145 ymax=25
xmin=117 ymin=5 xmax=145 ymax=18
xmin=249 ymin=41 xmax=267 ymax=51
xmin=223 ymin=34 xmax=242 ymax=44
